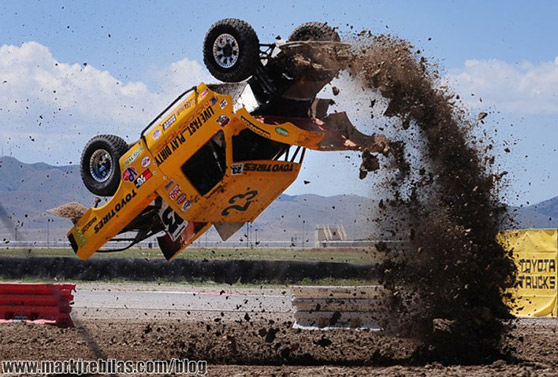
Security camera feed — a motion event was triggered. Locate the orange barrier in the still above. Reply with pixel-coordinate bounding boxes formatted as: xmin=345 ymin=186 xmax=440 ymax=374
xmin=0 ymin=283 xmax=75 ymax=327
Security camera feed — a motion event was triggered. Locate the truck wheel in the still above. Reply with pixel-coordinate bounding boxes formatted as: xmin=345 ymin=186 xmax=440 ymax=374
xmin=203 ymin=18 xmax=260 ymax=82
xmin=80 ymin=135 xmax=128 ymax=197
xmin=288 ymin=22 xmax=340 ymax=42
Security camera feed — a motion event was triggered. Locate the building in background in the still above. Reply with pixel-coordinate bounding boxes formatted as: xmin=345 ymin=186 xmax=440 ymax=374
xmin=314 ymin=224 xmax=347 ymax=247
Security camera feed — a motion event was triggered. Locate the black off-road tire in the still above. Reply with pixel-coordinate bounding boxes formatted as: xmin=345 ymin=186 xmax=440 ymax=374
xmin=203 ymin=18 xmax=260 ymax=82
xmin=80 ymin=135 xmax=128 ymax=197
xmin=288 ymin=22 xmax=340 ymax=42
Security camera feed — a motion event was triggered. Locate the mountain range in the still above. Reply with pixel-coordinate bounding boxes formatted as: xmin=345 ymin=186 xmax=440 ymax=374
xmin=0 ymin=156 xmax=557 ymax=243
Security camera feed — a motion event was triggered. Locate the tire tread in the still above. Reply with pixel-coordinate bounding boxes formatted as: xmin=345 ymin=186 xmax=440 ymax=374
xmin=80 ymin=134 xmax=128 ymax=196
xmin=288 ymin=22 xmax=340 ymax=42
xmin=203 ymin=18 xmax=260 ymax=82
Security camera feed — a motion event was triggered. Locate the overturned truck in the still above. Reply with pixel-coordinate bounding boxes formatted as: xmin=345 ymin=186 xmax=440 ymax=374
xmin=51 ymin=19 xmax=389 ymax=260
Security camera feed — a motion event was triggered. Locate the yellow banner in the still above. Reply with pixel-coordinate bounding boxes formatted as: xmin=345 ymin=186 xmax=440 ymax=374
xmin=499 ymin=229 xmax=558 ymax=317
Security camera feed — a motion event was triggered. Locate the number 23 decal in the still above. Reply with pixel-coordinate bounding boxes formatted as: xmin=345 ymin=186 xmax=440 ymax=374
xmin=159 ymin=203 xmax=186 ymax=241
xmin=221 ymin=190 xmax=258 ymax=216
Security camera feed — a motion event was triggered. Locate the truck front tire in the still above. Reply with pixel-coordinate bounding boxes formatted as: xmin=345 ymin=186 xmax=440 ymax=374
xmin=203 ymin=18 xmax=260 ymax=82
xmin=80 ymin=134 xmax=128 ymax=197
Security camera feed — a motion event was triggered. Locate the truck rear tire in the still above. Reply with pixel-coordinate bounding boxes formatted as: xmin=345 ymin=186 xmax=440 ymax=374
xmin=203 ymin=18 xmax=260 ymax=82
xmin=288 ymin=22 xmax=340 ymax=42
xmin=80 ymin=135 xmax=128 ymax=197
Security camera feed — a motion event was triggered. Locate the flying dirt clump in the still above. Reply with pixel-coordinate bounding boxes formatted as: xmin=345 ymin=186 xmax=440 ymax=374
xmin=342 ymin=35 xmax=517 ymax=363
xmin=48 ymin=202 xmax=88 ymax=224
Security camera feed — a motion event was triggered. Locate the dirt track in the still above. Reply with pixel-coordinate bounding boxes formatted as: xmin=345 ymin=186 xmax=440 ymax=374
xmin=0 ymin=318 xmax=556 ymax=376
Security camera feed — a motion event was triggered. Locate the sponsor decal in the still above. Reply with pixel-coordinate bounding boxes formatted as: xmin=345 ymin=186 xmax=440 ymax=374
xmin=141 ymin=156 xmax=151 ymax=168
xmin=94 ymin=190 xmax=137 ymax=233
xmin=231 ymin=163 xmax=243 ymax=175
xmin=169 ymin=185 xmax=182 ymax=200
xmin=275 ymin=127 xmax=289 ymax=137
xmin=154 ymin=134 xmax=185 ymax=166
xmin=124 ymin=147 xmax=142 ymax=166
xmin=219 ymin=99 xmax=227 ymax=109
xmin=518 ymin=275 xmax=557 ymax=290
xmin=176 ymin=97 xmax=196 ymax=117
xmin=152 ymin=129 xmax=161 ymax=140
xmin=81 ymin=216 xmax=97 ymax=233
xmin=241 ymin=116 xmax=270 ymax=138
xmin=185 ymin=105 xmax=215 ymax=136
xmin=222 ymin=190 xmax=258 ymax=216
xmin=210 ymin=96 xmax=218 ymax=105
xmin=181 ymin=199 xmax=192 ymax=212
xmin=176 ymin=193 xmax=187 ymax=205
xmin=122 ymin=167 xmax=138 ymax=182
xmin=517 ymin=258 xmax=557 ymax=289
xmin=243 ymin=163 xmax=294 ymax=173
xmin=134 ymin=169 xmax=153 ymax=189
xmin=74 ymin=228 xmax=86 ymax=247
xmin=154 ymin=105 xmax=215 ymax=166
xmin=200 ymin=88 xmax=209 ymax=98
xmin=216 ymin=114 xmax=230 ymax=127
xmin=162 ymin=114 xmax=177 ymax=130
xmin=164 ymin=179 xmax=175 ymax=191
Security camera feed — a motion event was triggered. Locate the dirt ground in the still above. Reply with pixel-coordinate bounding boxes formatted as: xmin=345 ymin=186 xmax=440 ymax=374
xmin=0 ymin=318 xmax=556 ymax=376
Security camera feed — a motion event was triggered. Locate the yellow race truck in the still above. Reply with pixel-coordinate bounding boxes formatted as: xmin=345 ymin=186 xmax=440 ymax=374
xmin=55 ymin=19 xmax=389 ymax=260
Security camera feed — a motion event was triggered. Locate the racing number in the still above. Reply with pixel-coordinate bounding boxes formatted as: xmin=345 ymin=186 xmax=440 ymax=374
xmin=221 ymin=190 xmax=258 ymax=216
xmin=161 ymin=205 xmax=186 ymax=241
xmin=231 ymin=164 xmax=243 ymax=175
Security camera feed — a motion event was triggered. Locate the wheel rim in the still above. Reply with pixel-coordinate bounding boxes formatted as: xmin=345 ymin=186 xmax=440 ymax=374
xmin=213 ymin=33 xmax=240 ymax=68
xmin=89 ymin=149 xmax=113 ymax=183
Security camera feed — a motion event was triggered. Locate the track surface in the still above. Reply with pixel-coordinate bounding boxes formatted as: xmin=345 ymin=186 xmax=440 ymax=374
xmin=0 ymin=283 xmax=556 ymax=376
xmin=73 ymin=283 xmax=292 ymax=322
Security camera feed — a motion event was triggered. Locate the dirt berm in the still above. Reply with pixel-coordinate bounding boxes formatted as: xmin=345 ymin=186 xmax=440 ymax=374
xmin=0 ymin=256 xmax=376 ymax=284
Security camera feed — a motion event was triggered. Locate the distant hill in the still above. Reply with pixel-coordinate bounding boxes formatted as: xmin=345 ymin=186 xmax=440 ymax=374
xmin=1 ymin=156 xmax=557 ymax=244
xmin=0 ymin=156 xmax=94 ymax=242
xmin=527 ymin=196 xmax=558 ymax=219
xmin=248 ymin=193 xmax=379 ymax=242
xmin=506 ymin=206 xmax=558 ymax=229
xmin=506 ymin=195 xmax=558 ymax=229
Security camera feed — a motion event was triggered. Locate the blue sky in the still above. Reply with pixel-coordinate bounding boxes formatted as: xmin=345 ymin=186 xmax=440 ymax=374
xmin=1 ymin=0 xmax=557 ymax=205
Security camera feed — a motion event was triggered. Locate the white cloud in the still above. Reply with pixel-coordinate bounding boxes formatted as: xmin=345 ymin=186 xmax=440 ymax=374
xmin=447 ymin=58 xmax=558 ymax=114
xmin=151 ymin=57 xmax=212 ymax=94
xmin=0 ymin=41 xmax=211 ymax=164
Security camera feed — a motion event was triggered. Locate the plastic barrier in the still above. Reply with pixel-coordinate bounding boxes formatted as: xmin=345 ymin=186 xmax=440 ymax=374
xmin=0 ymin=283 xmax=76 ymax=326
xmin=499 ymin=229 xmax=558 ymax=317
xmin=291 ymin=285 xmax=385 ymax=330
